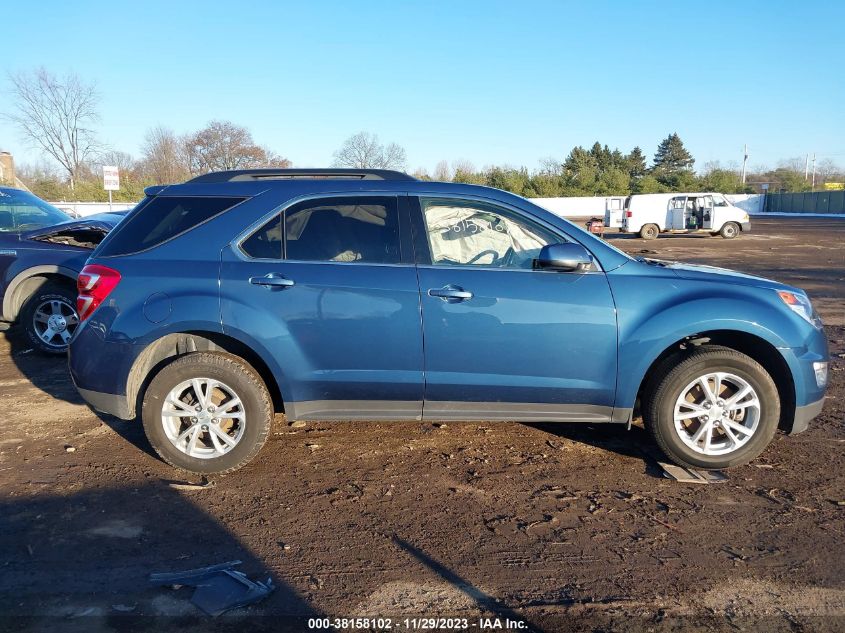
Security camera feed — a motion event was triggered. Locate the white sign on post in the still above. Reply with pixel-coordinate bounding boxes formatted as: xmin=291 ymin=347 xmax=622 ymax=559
xmin=103 ymin=166 xmax=120 ymax=191
xmin=102 ymin=165 xmax=120 ymax=211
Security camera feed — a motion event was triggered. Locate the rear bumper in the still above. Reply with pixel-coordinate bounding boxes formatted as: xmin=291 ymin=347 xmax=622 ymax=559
xmin=789 ymin=397 xmax=825 ymax=435
xmin=77 ymin=387 xmax=133 ymax=420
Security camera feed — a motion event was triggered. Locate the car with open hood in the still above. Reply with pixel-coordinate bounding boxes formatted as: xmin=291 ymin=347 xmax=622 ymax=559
xmin=0 ymin=186 xmax=126 ymax=353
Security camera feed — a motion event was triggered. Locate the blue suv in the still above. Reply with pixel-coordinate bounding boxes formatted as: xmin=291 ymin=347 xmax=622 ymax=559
xmin=68 ymin=169 xmax=829 ymax=474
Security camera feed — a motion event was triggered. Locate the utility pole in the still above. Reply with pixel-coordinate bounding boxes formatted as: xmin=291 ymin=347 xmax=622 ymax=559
xmin=811 ymin=154 xmax=816 ymax=191
xmin=805 ymin=154 xmax=810 ymax=181
xmin=740 ymin=144 xmax=749 ymax=185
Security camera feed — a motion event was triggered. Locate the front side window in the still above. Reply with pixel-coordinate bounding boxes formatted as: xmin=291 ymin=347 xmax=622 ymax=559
xmin=713 ymin=194 xmax=729 ymax=207
xmin=420 ymin=198 xmax=555 ymax=270
xmin=284 ymin=197 xmax=400 ymax=264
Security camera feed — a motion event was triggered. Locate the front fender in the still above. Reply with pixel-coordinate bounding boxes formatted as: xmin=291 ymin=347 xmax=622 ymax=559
xmin=610 ymin=273 xmax=808 ymax=409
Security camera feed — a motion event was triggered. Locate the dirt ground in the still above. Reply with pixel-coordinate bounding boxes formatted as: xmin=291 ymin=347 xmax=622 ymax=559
xmin=0 ymin=217 xmax=843 ymax=632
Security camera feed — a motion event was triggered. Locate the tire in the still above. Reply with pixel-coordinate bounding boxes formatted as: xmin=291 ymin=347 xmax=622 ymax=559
xmin=20 ymin=282 xmax=80 ymax=354
xmin=720 ymin=222 xmax=740 ymax=239
xmin=141 ymin=352 xmax=273 ymax=474
xmin=639 ymin=224 xmax=659 ymax=240
xmin=643 ymin=346 xmax=780 ymax=469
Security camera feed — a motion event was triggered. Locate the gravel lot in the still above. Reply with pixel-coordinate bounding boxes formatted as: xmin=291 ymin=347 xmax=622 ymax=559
xmin=0 ymin=216 xmax=843 ymax=632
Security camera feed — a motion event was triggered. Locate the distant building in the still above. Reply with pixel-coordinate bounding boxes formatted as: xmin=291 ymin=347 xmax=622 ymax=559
xmin=0 ymin=151 xmax=15 ymax=186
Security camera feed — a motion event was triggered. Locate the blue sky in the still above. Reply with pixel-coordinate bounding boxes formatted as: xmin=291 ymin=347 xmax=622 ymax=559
xmin=1 ymin=0 xmax=843 ymax=173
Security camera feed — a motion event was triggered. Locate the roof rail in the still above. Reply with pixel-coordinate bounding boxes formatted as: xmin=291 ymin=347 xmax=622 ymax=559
xmin=186 ymin=168 xmax=417 ymax=184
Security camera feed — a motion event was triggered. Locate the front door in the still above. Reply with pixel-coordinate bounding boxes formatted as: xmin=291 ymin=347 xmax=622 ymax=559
xmin=219 ymin=194 xmax=424 ymax=421
xmin=412 ymin=196 xmax=619 ymax=422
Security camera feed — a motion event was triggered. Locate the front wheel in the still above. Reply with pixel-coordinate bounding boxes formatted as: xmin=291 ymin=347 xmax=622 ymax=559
xmin=720 ymin=222 xmax=740 ymax=239
xmin=644 ymin=346 xmax=780 ymax=469
xmin=20 ymin=282 xmax=80 ymax=354
xmin=142 ymin=352 xmax=273 ymax=474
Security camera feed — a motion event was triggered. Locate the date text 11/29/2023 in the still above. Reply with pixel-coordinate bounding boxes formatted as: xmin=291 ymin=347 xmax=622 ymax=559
xmin=307 ymin=617 xmax=528 ymax=630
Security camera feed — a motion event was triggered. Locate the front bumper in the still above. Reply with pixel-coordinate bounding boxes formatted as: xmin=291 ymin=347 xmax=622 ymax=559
xmin=741 ymin=221 xmax=751 ymax=232
xmin=789 ymin=396 xmax=825 ymax=435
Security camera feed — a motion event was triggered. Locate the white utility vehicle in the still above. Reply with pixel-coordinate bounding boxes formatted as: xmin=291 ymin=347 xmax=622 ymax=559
xmin=622 ymin=192 xmax=750 ymax=239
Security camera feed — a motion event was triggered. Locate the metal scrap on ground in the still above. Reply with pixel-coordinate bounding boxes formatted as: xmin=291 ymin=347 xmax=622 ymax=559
xmin=149 ymin=560 xmax=275 ymax=616
xmin=659 ymin=462 xmax=728 ymax=484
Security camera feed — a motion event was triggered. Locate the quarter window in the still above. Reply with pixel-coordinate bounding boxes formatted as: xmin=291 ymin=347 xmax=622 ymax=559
xmin=241 ymin=214 xmax=282 ymax=259
xmin=284 ymin=197 xmax=400 ymax=264
xmin=420 ymin=198 xmax=555 ymax=270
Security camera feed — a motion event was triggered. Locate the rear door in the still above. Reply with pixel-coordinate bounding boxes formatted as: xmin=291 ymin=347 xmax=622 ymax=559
xmin=219 ymin=194 xmax=425 ymax=421
xmin=411 ymin=195 xmax=618 ymax=422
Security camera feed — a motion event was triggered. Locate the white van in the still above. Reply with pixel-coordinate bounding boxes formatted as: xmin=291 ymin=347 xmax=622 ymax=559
xmin=622 ymin=192 xmax=750 ymax=239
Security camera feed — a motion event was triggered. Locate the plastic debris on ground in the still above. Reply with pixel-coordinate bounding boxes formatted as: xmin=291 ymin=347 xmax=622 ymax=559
xmin=149 ymin=560 xmax=274 ymax=616
xmin=659 ymin=462 xmax=728 ymax=484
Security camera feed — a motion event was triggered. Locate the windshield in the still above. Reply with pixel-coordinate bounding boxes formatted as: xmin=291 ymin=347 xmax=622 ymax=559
xmin=0 ymin=188 xmax=71 ymax=232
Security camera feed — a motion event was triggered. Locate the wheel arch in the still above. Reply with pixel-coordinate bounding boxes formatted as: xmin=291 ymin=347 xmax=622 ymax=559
xmin=632 ymin=330 xmax=796 ymax=433
xmin=126 ymin=331 xmax=285 ymax=420
xmin=3 ymin=265 xmax=78 ymax=322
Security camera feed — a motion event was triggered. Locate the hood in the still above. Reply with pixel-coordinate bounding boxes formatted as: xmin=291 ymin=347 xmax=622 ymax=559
xmin=639 ymin=258 xmax=792 ymax=291
xmin=21 ymin=213 xmax=123 ymax=240
xmin=22 ymin=214 xmax=123 ymax=250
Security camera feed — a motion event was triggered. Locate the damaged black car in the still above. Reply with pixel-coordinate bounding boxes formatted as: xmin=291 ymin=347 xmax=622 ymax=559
xmin=0 ymin=187 xmax=126 ymax=353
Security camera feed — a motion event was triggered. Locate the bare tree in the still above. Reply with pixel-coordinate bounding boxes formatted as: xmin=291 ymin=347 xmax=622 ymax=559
xmin=451 ymin=159 xmax=476 ymax=179
xmin=332 ymin=132 xmax=407 ymax=170
xmin=96 ymin=150 xmax=136 ymax=174
xmin=183 ymin=120 xmax=289 ymax=175
xmin=433 ymin=160 xmax=452 ymax=181
xmin=817 ymin=158 xmax=843 ymax=184
xmin=538 ymin=156 xmax=563 ymax=177
xmin=140 ymin=125 xmax=190 ymax=184
xmin=411 ymin=167 xmax=431 ymax=180
xmin=5 ymin=68 xmax=100 ymax=190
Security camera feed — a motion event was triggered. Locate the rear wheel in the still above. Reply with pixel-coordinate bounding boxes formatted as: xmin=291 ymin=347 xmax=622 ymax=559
xmin=720 ymin=222 xmax=740 ymax=239
xmin=639 ymin=224 xmax=659 ymax=240
xmin=644 ymin=346 xmax=780 ymax=469
xmin=20 ymin=282 xmax=80 ymax=354
xmin=142 ymin=352 xmax=273 ymax=474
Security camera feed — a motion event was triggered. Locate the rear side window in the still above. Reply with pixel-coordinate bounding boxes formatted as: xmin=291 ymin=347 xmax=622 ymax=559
xmin=284 ymin=197 xmax=400 ymax=264
xmin=98 ymin=196 xmax=244 ymax=256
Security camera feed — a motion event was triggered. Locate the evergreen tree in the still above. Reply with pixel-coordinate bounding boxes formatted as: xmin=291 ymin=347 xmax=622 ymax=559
xmin=652 ymin=133 xmax=694 ymax=186
xmin=625 ymin=146 xmax=647 ymax=179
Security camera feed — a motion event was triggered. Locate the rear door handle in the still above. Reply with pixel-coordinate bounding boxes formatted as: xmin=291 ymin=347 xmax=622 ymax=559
xmin=249 ymin=273 xmax=295 ymax=289
xmin=428 ymin=285 xmax=473 ymax=302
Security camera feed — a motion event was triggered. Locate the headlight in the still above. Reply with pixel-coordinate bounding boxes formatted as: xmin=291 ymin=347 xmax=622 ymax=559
xmin=777 ymin=290 xmax=821 ymax=327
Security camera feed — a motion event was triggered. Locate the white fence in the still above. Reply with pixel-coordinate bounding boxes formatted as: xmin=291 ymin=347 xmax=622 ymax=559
xmin=50 ymin=201 xmax=137 ymax=217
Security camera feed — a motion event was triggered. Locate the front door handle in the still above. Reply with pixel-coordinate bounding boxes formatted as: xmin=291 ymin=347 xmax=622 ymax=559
xmin=428 ymin=285 xmax=473 ymax=302
xmin=249 ymin=273 xmax=295 ymax=289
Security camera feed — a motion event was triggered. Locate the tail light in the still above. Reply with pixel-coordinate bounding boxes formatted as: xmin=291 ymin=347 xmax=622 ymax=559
xmin=626 ymin=210 xmax=632 ymax=217
xmin=77 ymin=264 xmax=121 ymax=321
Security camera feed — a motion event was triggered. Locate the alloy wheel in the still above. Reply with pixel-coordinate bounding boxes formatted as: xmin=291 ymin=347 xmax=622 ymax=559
xmin=673 ymin=371 xmax=761 ymax=456
xmin=161 ymin=377 xmax=246 ymax=459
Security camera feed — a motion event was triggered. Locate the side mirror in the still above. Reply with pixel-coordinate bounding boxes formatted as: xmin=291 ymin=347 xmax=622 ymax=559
xmin=533 ymin=243 xmax=594 ymax=273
